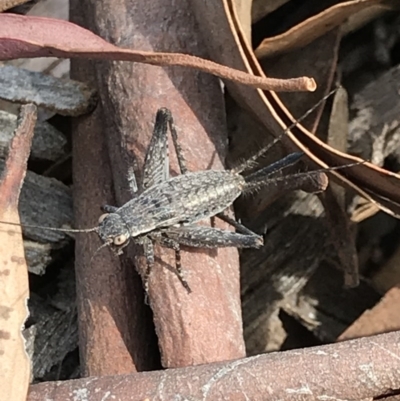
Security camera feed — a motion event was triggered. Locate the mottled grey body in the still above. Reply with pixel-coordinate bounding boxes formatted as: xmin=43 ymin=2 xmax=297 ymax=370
xmin=98 ymin=170 xmax=245 ymax=243
xmin=0 ymin=97 xmax=333 ymax=296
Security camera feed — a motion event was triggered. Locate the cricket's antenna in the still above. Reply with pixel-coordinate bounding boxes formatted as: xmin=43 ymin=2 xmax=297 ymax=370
xmin=90 ymin=241 xmax=112 ymax=264
xmin=234 ymin=86 xmax=340 ymax=174
xmin=0 ymin=220 xmax=98 ymax=234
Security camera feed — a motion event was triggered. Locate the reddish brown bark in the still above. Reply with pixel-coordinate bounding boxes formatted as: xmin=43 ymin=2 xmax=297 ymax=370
xmin=70 ymin=0 xmax=245 ymax=372
xmin=70 ymin=6 xmax=158 ymax=376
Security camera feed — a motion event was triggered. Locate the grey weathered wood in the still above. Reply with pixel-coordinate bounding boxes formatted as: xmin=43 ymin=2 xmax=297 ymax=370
xmin=0 ymin=65 xmax=97 ymax=116
xmin=16 ymin=167 xmax=73 ymax=243
xmin=25 ymin=265 xmax=78 ymax=381
xmin=240 ymin=192 xmax=331 ymax=354
xmin=0 ymin=160 xmax=73 ymax=273
xmin=24 ymin=240 xmax=53 ymax=275
xmin=282 ymin=265 xmax=381 ymax=342
xmin=0 ymin=110 xmax=67 ymax=161
xmin=348 ymin=64 xmax=400 ymax=166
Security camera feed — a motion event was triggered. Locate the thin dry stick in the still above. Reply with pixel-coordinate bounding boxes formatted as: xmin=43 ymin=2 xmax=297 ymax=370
xmin=0 ymin=14 xmax=317 ymax=92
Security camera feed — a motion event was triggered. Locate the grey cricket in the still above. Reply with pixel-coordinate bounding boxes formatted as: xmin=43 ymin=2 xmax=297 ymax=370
xmin=95 ymin=108 xmax=322 ymax=293
xmin=1 ymin=92 xmax=337 ymax=294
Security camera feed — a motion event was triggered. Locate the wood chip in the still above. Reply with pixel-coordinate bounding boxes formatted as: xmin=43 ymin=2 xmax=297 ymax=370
xmin=0 ymin=110 xmax=67 ymax=161
xmin=0 ymin=65 xmax=97 ymax=116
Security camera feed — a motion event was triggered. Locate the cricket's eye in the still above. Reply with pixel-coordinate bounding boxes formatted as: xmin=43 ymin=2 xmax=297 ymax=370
xmin=113 ymin=234 xmax=128 ymax=246
xmin=98 ymin=214 xmax=109 ymax=224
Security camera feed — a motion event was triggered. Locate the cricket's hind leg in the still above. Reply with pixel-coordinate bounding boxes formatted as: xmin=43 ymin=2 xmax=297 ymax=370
xmin=158 ymin=226 xmax=263 ymax=249
xmin=142 ymin=109 xmax=170 ymax=189
xmin=150 ymin=225 xmax=262 ymax=293
xmin=149 ymin=232 xmax=192 ymax=293
xmin=164 ymin=108 xmax=188 ymax=175
xmin=142 ymin=108 xmax=189 ymax=191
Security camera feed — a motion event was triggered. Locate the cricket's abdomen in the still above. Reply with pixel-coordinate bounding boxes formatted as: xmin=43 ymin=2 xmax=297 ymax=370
xmin=118 ymin=170 xmax=245 ymax=236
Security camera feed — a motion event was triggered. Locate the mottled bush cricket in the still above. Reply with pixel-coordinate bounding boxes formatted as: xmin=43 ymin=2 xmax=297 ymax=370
xmin=1 ymin=89 xmax=349 ymax=294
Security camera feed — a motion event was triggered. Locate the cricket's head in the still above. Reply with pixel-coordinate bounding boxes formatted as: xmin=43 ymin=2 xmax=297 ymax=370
xmin=97 ymin=213 xmax=130 ymax=253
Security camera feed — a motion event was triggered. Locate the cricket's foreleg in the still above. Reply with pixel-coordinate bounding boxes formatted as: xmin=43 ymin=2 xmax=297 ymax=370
xmin=101 ymin=205 xmax=118 ymax=213
xmin=127 ymin=164 xmax=139 ymax=195
xmin=149 ymin=232 xmax=192 ymax=293
xmin=159 ymin=226 xmax=263 ymax=249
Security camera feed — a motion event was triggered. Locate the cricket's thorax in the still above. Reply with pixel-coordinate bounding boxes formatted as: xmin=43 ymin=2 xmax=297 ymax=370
xmin=115 ymin=170 xmax=245 ymax=237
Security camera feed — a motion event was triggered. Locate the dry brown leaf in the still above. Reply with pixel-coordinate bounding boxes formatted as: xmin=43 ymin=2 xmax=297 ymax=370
xmin=261 ymin=29 xmax=341 ymax=133
xmin=0 ymin=14 xmax=316 ymax=92
xmin=0 ymin=104 xmax=36 ymax=401
xmin=255 ymin=0 xmax=392 ymax=59
xmin=342 ymin=2 xmax=393 ymax=34
xmin=351 ymin=197 xmax=380 ymax=222
xmin=231 ymin=0 xmax=252 ymax=44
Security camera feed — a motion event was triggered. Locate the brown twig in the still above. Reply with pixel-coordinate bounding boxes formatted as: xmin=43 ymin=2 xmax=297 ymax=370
xmin=70 ymin=12 xmax=157 ymax=376
xmin=70 ymin=0 xmax=246 ymax=373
